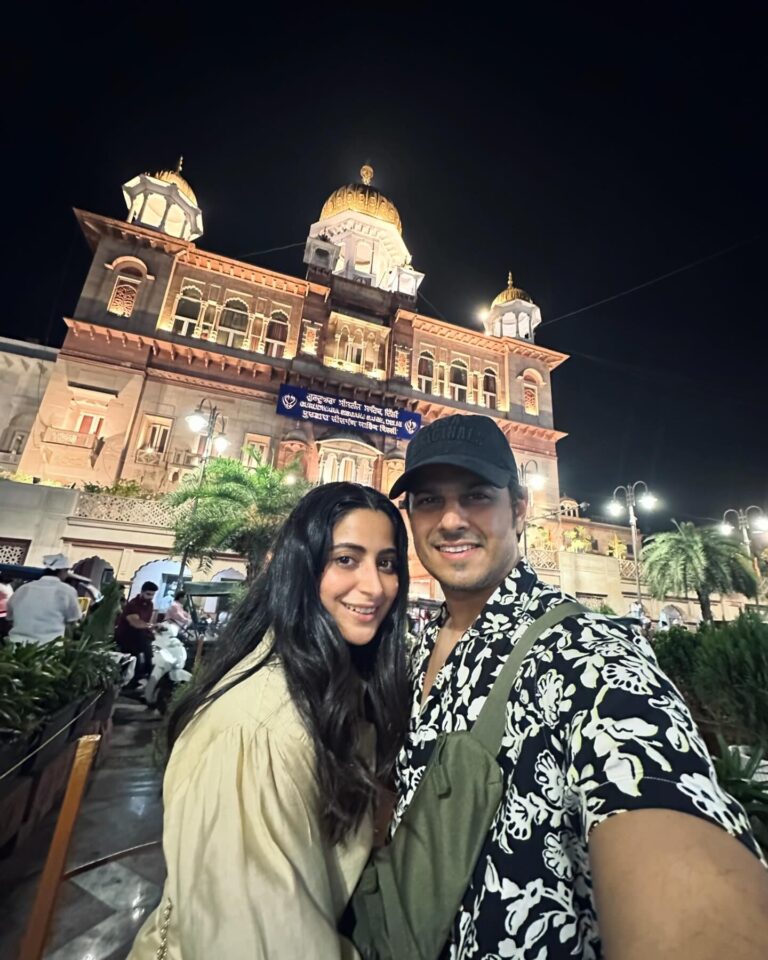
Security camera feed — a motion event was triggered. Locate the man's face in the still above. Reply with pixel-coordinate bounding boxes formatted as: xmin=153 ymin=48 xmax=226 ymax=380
xmin=141 ymin=590 xmax=157 ymax=602
xmin=407 ymin=465 xmax=526 ymax=600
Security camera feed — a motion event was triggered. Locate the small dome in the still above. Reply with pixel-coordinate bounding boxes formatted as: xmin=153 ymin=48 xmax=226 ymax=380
xmin=320 ymin=164 xmax=402 ymax=234
xmin=144 ymin=157 xmax=197 ymax=206
xmin=492 ymin=271 xmax=532 ymax=307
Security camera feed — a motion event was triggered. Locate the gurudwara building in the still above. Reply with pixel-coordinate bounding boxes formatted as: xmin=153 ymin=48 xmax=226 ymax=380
xmin=0 ymin=162 xmax=745 ymax=622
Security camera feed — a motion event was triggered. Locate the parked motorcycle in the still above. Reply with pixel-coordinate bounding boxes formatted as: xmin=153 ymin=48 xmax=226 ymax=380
xmin=144 ymin=622 xmax=193 ymax=714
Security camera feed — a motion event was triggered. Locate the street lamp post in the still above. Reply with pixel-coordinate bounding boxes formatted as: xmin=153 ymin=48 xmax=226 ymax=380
xmin=607 ymin=481 xmax=657 ymax=609
xmin=519 ymin=459 xmax=546 ymax=557
xmin=175 ymin=398 xmax=229 ymax=592
xmin=720 ymin=506 xmax=767 ymax=577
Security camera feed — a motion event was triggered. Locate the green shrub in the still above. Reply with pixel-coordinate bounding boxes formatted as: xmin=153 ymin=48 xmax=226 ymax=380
xmin=712 ymin=735 xmax=768 ymax=853
xmin=692 ymin=614 xmax=768 ymax=745
xmin=0 ymin=581 xmax=122 ymax=739
xmin=653 ymin=625 xmax=702 ymax=695
xmin=81 ymin=479 xmax=159 ymax=499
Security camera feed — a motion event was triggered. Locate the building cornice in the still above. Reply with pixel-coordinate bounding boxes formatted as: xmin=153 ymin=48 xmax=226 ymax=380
xmin=73 ymin=209 xmax=330 ymax=301
xmin=411 ymin=397 xmax=567 ymax=446
xmin=400 ymin=310 xmax=568 ymax=370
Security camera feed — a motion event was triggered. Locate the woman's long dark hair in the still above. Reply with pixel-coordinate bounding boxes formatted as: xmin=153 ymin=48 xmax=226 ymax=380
xmin=167 ymin=482 xmax=410 ymax=844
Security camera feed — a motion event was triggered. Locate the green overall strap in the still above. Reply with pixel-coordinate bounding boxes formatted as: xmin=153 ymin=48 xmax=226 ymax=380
xmin=471 ymin=601 xmax=584 ymax=757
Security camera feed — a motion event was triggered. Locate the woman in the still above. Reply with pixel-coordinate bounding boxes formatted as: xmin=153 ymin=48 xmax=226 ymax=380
xmin=129 ymin=483 xmax=410 ymax=960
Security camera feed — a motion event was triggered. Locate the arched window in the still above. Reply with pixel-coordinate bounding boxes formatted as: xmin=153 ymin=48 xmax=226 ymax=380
xmin=347 ymin=330 xmax=364 ymax=367
xmin=264 ymin=312 xmax=289 ymax=358
xmin=107 ymin=279 xmax=139 ymax=318
xmin=417 ymin=352 xmax=434 ymax=393
xmin=522 ymin=372 xmax=539 ymax=416
xmin=107 ymin=265 xmax=144 ymax=319
xmin=449 ymin=360 xmax=468 ymax=403
xmin=482 ymin=368 xmax=497 ymax=409
xmin=216 ymin=298 xmax=249 ymax=349
xmin=173 ymin=286 xmax=203 ymax=337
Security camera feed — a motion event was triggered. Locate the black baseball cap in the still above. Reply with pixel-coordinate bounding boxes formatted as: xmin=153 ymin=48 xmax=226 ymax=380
xmin=389 ymin=414 xmax=518 ymax=499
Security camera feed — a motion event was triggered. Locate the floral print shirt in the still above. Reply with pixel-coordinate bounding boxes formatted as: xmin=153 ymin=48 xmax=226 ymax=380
xmin=392 ymin=560 xmax=763 ymax=960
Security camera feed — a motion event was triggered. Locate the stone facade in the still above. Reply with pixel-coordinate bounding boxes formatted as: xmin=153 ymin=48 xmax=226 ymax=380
xmin=0 ymin=338 xmax=57 ymax=472
xmin=0 ymin=164 xmax=752 ymax=620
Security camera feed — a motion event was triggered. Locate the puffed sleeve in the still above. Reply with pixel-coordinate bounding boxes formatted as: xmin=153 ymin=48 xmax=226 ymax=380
xmin=160 ymin=724 xmax=360 ymax=959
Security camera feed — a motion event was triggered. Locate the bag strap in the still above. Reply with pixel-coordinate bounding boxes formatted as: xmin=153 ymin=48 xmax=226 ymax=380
xmin=471 ymin=601 xmax=584 ymax=757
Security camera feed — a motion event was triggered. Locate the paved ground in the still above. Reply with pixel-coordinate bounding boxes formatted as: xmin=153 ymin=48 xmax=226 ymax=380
xmin=0 ymin=699 xmax=166 ymax=960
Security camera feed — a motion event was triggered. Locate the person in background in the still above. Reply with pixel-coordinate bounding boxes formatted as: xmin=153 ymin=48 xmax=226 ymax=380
xmin=166 ymin=591 xmax=192 ymax=630
xmin=115 ymin=581 xmax=158 ymax=684
xmin=128 ymin=483 xmax=410 ymax=959
xmin=6 ymin=553 xmax=83 ymax=646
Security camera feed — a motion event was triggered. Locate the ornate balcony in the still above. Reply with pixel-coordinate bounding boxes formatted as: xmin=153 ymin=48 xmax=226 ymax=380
xmin=74 ymin=492 xmax=175 ymax=527
xmin=528 ymin=548 xmax=559 ymax=571
xmin=43 ymin=427 xmax=96 ymax=449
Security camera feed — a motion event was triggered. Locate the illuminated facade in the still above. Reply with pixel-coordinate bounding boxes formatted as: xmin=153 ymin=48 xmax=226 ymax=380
xmin=8 ymin=160 xmax=740 ymax=620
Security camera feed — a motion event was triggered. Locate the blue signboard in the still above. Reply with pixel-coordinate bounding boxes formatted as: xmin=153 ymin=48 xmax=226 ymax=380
xmin=276 ymin=385 xmax=421 ymax=441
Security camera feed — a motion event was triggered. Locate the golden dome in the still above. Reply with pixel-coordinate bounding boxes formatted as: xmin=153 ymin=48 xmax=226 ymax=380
xmin=320 ymin=164 xmax=402 ymax=234
xmin=492 ymin=271 xmax=532 ymax=307
xmin=145 ymin=157 xmax=198 ymax=206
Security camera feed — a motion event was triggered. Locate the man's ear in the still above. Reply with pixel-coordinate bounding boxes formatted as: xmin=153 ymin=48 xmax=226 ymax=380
xmin=512 ymin=493 xmax=529 ymax=532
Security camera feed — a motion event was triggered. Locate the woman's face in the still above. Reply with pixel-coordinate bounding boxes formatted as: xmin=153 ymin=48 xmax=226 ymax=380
xmin=319 ymin=508 xmax=400 ymax=646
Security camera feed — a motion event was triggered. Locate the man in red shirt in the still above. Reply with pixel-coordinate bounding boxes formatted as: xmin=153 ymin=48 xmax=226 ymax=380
xmin=115 ymin=581 xmax=158 ymax=684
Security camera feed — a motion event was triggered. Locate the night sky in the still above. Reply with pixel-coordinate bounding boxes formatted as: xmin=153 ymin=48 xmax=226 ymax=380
xmin=4 ymin=5 xmax=765 ymax=533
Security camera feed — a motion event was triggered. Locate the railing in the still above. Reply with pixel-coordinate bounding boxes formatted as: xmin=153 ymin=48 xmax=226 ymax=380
xmin=0 ymin=450 xmax=20 ymax=465
xmin=168 ymin=449 xmax=201 ymax=467
xmin=528 ymin=548 xmax=559 ymax=571
xmin=74 ymin=493 xmax=175 ymax=527
xmin=135 ymin=449 xmax=165 ymax=466
xmin=43 ymin=428 xmax=95 ymax=449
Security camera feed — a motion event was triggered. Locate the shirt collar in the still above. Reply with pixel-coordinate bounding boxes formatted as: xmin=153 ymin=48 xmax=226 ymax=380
xmin=427 ymin=558 xmax=540 ymax=643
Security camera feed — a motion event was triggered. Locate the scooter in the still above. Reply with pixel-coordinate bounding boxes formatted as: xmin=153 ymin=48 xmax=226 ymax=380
xmin=144 ymin=622 xmax=193 ymax=714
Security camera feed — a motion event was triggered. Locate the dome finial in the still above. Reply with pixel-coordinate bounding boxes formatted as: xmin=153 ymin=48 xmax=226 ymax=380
xmin=360 ymin=163 xmax=374 ymax=186
xmin=176 ymin=156 xmax=184 ymax=173
xmin=491 ymin=270 xmax=533 ymax=308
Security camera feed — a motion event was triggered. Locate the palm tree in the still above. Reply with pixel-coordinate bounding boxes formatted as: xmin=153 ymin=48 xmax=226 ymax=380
xmin=168 ymin=455 xmax=310 ymax=581
xmin=642 ymin=521 xmax=758 ymax=622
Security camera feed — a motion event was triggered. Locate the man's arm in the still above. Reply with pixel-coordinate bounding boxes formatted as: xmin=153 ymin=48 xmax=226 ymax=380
xmin=590 ymin=807 xmax=768 ymax=960
xmin=125 ymin=613 xmax=152 ymax=630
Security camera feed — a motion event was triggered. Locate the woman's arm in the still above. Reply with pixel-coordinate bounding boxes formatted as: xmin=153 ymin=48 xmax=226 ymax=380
xmin=165 ymin=724 xmax=361 ymax=960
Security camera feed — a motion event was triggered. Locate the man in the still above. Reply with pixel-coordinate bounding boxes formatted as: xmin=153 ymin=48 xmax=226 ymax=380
xmin=6 ymin=553 xmax=82 ymax=645
xmin=388 ymin=415 xmax=767 ymax=960
xmin=115 ymin=581 xmax=158 ymax=683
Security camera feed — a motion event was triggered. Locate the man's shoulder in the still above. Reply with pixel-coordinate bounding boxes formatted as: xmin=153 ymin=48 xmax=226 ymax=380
xmin=530 ymin=593 xmax=655 ymax=663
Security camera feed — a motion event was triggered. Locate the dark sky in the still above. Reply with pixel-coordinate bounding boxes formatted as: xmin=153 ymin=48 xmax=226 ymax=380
xmin=3 ymin=5 xmax=766 ymax=531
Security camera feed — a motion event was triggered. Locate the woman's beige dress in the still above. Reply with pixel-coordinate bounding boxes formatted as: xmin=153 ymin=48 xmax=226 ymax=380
xmin=128 ymin=650 xmax=372 ymax=959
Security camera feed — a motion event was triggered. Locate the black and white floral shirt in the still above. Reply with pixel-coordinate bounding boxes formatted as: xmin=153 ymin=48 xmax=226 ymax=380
xmin=392 ymin=560 xmax=763 ymax=960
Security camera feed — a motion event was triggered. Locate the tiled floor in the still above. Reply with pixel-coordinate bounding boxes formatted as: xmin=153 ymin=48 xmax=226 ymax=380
xmin=0 ymin=700 xmax=166 ymax=960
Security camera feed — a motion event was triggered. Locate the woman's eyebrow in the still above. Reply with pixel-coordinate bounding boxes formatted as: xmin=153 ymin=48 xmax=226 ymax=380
xmin=330 ymin=542 xmax=364 ymax=551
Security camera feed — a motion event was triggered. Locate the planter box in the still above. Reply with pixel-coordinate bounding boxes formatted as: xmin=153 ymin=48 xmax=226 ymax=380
xmin=19 ymin=741 xmax=76 ymax=841
xmin=92 ymin=684 xmax=119 ymax=723
xmin=28 ymin=702 xmax=80 ymax=774
xmin=70 ymin=695 xmax=98 ymax=739
xmin=0 ymin=736 xmax=33 ymax=798
xmin=0 ymin=774 xmax=33 ymax=851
